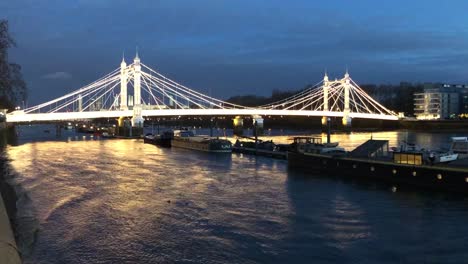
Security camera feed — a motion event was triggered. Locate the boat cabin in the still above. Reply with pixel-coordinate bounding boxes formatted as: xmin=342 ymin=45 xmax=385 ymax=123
xmin=450 ymin=137 xmax=468 ymax=155
xmin=393 ymin=152 xmax=423 ymax=165
xmin=292 ymin=137 xmax=345 ymax=155
xmin=293 ymin=137 xmax=324 ymax=145
xmin=173 ymin=130 xmax=194 ymax=137
xmin=350 ymin=139 xmax=389 ymax=158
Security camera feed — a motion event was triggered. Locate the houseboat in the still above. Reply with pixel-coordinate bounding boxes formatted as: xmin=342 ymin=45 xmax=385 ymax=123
xmin=288 ymin=137 xmax=468 ymax=193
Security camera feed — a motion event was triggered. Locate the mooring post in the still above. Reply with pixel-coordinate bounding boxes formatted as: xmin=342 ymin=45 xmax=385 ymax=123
xmin=157 ymin=119 xmax=160 ymax=135
xmin=56 ymin=124 xmax=61 ymax=137
xmin=210 ymin=117 xmax=214 ymax=137
xmin=254 ymin=120 xmax=258 ymax=155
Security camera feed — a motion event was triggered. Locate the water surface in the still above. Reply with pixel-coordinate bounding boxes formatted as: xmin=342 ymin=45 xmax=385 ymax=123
xmin=8 ymin=126 xmax=468 ymax=263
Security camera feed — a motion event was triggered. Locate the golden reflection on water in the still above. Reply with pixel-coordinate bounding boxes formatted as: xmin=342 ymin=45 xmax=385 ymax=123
xmin=7 ymin=137 xmax=294 ymax=256
xmin=230 ymin=130 xmax=403 ymax=151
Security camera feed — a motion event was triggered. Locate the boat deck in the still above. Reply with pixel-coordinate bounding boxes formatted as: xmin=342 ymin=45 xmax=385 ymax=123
xmin=232 ymin=146 xmax=287 ymax=159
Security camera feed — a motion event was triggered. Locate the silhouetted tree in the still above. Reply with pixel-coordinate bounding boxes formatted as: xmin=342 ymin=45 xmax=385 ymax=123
xmin=0 ymin=19 xmax=27 ymax=110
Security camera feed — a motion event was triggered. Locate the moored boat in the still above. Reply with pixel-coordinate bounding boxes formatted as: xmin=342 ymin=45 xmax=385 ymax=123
xmin=232 ymin=139 xmax=288 ymax=159
xmin=171 ymin=129 xmax=232 ymax=153
xmin=450 ymin=137 xmax=468 ymax=159
xmin=288 ymin=137 xmax=468 ymax=193
xmin=392 ymin=141 xmax=458 ymax=164
xmin=101 ymin=132 xmax=116 ymax=139
xmin=143 ymin=131 xmax=173 ymax=148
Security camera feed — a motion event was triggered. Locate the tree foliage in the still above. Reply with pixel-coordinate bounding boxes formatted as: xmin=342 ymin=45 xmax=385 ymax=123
xmin=0 ymin=19 xmax=27 ymax=110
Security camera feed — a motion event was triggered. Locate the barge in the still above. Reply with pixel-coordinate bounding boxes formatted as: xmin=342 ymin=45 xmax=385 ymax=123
xmin=288 ymin=137 xmax=468 ymax=193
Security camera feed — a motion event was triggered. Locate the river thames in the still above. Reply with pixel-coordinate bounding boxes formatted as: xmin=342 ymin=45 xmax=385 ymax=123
xmin=6 ymin=125 xmax=468 ymax=263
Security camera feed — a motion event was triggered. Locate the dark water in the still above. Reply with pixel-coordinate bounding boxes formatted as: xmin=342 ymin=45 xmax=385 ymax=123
xmin=7 ymin=125 xmax=468 ymax=263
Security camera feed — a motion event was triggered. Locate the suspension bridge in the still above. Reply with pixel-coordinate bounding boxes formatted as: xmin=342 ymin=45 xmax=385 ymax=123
xmin=6 ymin=54 xmax=399 ymax=126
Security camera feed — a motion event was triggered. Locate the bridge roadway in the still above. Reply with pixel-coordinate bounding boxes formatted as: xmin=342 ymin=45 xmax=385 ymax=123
xmin=6 ymin=109 xmax=398 ymax=123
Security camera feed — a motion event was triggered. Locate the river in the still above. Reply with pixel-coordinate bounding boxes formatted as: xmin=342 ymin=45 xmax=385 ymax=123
xmin=6 ymin=125 xmax=468 ymax=263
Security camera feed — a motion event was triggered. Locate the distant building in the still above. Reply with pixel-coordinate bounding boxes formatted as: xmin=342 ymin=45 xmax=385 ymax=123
xmin=414 ymin=84 xmax=468 ymax=120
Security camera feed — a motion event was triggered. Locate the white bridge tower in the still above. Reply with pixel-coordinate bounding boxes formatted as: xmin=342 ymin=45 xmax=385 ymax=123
xmin=342 ymin=71 xmax=352 ymax=127
xmin=120 ymin=56 xmax=128 ymax=110
xmin=321 ymin=73 xmax=329 ymax=126
xmin=131 ymin=52 xmax=144 ymax=127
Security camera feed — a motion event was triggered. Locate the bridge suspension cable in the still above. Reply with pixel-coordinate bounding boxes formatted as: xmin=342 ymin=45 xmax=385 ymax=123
xmin=258 ymin=74 xmax=397 ymax=117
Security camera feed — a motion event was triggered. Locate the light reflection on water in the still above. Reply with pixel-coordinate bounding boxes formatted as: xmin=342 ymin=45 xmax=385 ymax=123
xmin=7 ymin=125 xmax=468 ymax=263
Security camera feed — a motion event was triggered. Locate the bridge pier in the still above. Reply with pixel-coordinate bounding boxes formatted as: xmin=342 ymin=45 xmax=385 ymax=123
xmin=55 ymin=124 xmax=61 ymax=137
xmin=342 ymin=115 xmax=352 ymax=128
xmin=116 ymin=117 xmax=143 ymax=138
xmin=233 ymin=116 xmax=243 ymax=136
xmin=252 ymin=115 xmax=264 ymax=137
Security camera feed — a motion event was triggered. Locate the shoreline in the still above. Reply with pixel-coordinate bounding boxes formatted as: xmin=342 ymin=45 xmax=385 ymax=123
xmin=0 ymin=155 xmax=21 ymax=263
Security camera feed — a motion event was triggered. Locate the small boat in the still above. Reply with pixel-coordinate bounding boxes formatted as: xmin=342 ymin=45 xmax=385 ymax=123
xmin=171 ymin=129 xmax=232 ymax=153
xmin=143 ymin=131 xmax=173 ymax=148
xmin=101 ymin=132 xmax=115 ymax=139
xmin=290 ymin=137 xmax=346 ymax=155
xmin=450 ymin=137 xmax=468 ymax=159
xmin=437 ymin=152 xmax=459 ymax=163
xmin=393 ymin=141 xmax=458 ymax=164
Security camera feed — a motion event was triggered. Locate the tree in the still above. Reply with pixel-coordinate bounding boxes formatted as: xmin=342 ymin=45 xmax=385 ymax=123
xmin=0 ymin=19 xmax=27 ymax=110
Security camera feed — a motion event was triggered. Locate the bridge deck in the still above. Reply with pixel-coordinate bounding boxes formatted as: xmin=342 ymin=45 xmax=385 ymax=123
xmin=7 ymin=109 xmax=398 ymax=123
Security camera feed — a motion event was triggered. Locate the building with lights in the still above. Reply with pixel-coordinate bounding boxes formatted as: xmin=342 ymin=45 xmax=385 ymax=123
xmin=414 ymin=84 xmax=468 ymax=120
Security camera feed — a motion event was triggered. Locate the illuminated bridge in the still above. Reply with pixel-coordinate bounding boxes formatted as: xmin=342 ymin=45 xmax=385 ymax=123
xmin=7 ymin=54 xmax=398 ymax=126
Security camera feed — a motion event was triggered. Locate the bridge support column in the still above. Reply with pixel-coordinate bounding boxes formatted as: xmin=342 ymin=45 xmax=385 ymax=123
xmin=252 ymin=115 xmax=264 ymax=137
xmin=233 ymin=116 xmax=243 ymax=136
xmin=56 ymin=124 xmax=61 ymax=137
xmin=321 ymin=116 xmax=328 ymax=126
xmin=342 ymin=115 xmax=352 ymax=128
xmin=131 ymin=107 xmax=144 ymax=128
xmin=78 ymin=94 xmax=83 ymax=112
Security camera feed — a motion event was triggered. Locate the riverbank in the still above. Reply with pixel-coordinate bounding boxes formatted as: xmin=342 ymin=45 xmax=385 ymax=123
xmin=0 ymin=155 xmax=21 ymax=263
xmin=399 ymin=119 xmax=468 ymax=130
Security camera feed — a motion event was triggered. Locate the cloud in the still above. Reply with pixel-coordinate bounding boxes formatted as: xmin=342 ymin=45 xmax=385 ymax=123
xmin=42 ymin=71 xmax=72 ymax=80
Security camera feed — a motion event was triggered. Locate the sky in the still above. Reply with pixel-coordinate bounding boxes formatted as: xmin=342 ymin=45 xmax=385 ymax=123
xmin=1 ymin=0 xmax=468 ymax=105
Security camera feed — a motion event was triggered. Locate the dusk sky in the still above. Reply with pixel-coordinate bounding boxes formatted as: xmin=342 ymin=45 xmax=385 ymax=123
xmin=2 ymin=0 xmax=468 ymax=105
